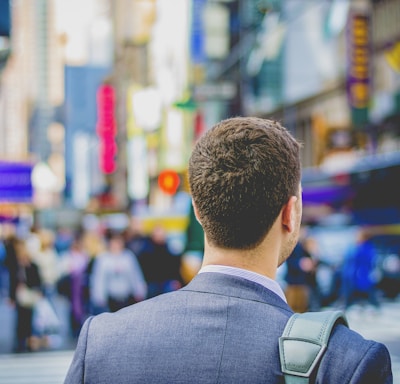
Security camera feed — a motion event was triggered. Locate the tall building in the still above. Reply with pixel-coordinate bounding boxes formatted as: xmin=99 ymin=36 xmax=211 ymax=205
xmin=0 ymin=0 xmax=11 ymax=75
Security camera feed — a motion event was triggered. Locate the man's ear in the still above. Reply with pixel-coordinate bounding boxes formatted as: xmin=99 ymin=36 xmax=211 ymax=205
xmin=281 ymin=196 xmax=298 ymax=233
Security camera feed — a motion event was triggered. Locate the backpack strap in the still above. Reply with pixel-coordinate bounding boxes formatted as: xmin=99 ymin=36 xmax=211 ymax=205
xmin=279 ymin=310 xmax=348 ymax=384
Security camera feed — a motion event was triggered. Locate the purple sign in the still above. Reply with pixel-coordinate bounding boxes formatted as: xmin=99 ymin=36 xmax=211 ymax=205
xmin=0 ymin=161 xmax=33 ymax=202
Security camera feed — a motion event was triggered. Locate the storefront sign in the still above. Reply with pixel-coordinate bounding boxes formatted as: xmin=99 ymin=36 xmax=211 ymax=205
xmin=346 ymin=12 xmax=371 ymax=110
xmin=0 ymin=161 xmax=33 ymax=203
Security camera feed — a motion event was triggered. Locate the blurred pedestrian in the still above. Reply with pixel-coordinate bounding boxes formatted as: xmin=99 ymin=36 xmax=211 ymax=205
xmin=302 ymin=235 xmax=321 ymax=311
xmin=90 ymin=231 xmax=147 ymax=313
xmin=341 ymin=228 xmax=380 ymax=311
xmin=0 ymin=228 xmax=8 ymax=298
xmin=25 ymin=224 xmax=41 ymax=259
xmin=31 ymin=229 xmax=60 ymax=301
xmin=139 ymin=224 xmax=182 ymax=298
xmin=54 ymin=226 xmax=74 ymax=254
xmin=284 ymin=243 xmax=312 ymax=312
xmin=59 ymin=233 xmax=89 ymax=338
xmin=7 ymin=237 xmax=42 ymax=352
xmin=81 ymin=229 xmax=106 ymax=315
xmin=3 ymin=223 xmax=18 ymax=284
xmin=124 ymin=217 xmax=149 ymax=259
xmin=284 ymin=228 xmax=316 ymax=313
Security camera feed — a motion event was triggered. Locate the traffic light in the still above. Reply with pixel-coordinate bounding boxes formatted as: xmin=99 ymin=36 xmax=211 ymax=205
xmin=158 ymin=169 xmax=180 ymax=195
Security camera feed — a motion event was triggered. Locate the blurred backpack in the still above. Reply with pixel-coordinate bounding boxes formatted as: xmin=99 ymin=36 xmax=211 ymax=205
xmin=279 ymin=310 xmax=348 ymax=384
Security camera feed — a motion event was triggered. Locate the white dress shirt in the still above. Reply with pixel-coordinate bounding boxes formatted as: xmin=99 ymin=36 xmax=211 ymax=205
xmin=198 ymin=264 xmax=287 ymax=302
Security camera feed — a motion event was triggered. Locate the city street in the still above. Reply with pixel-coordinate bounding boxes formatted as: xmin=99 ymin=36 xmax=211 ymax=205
xmin=0 ymin=296 xmax=399 ymax=383
xmin=1 ymin=0 xmax=400 ymax=383
xmin=0 ymin=350 xmax=74 ymax=384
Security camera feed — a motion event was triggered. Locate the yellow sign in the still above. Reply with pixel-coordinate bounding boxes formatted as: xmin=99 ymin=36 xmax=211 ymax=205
xmin=384 ymin=41 xmax=400 ymax=72
xmin=347 ymin=13 xmax=371 ymax=109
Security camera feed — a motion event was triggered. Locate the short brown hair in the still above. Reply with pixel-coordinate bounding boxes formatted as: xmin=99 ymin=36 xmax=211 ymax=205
xmin=188 ymin=117 xmax=301 ymax=249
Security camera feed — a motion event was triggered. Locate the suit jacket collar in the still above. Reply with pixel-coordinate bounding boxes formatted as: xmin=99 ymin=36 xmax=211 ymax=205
xmin=182 ymin=272 xmax=292 ymax=313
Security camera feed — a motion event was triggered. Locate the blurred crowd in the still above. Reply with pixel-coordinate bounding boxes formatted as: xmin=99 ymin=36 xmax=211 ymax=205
xmin=2 ymin=218 xmax=400 ymax=353
xmin=280 ymin=226 xmax=400 ymax=314
xmin=0 ymin=218 xmax=184 ymax=353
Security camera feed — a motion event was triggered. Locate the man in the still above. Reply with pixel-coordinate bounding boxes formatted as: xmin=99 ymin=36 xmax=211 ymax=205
xmin=65 ymin=117 xmax=392 ymax=383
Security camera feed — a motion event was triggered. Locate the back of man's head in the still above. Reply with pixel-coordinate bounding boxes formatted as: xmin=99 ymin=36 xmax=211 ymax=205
xmin=188 ymin=117 xmax=301 ymax=250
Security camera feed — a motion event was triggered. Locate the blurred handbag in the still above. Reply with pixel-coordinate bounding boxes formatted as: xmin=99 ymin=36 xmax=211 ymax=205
xmin=16 ymin=284 xmax=42 ymax=308
xmin=33 ymin=297 xmax=61 ymax=335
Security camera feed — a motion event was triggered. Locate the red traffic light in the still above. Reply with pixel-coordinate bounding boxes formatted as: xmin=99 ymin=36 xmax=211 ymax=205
xmin=158 ymin=170 xmax=180 ymax=195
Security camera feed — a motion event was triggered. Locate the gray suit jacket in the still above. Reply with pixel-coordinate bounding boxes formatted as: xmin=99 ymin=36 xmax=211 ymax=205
xmin=64 ymin=272 xmax=392 ymax=383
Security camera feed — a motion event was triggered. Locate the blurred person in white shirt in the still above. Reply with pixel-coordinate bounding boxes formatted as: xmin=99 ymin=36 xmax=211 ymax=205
xmin=31 ymin=229 xmax=60 ymax=300
xmin=90 ymin=231 xmax=147 ymax=313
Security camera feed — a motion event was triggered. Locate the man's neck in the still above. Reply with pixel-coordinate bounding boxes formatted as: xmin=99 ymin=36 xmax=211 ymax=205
xmin=201 ymin=238 xmax=280 ymax=280
xmin=200 ymin=213 xmax=288 ymax=280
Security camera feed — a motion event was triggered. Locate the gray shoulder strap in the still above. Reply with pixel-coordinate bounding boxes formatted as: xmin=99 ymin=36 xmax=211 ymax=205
xmin=279 ymin=310 xmax=348 ymax=384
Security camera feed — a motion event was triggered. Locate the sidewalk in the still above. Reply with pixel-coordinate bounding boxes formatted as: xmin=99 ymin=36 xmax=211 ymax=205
xmin=0 ymin=350 xmax=74 ymax=384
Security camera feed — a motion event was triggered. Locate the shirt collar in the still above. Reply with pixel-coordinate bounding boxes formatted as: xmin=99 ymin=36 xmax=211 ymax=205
xmin=198 ymin=264 xmax=287 ymax=303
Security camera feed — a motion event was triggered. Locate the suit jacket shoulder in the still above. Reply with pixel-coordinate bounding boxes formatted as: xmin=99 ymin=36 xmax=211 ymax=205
xmin=64 ymin=273 xmax=392 ymax=384
xmin=317 ymin=323 xmax=392 ymax=383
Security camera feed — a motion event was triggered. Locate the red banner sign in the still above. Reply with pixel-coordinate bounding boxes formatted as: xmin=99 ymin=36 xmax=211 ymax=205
xmin=96 ymin=84 xmax=118 ymax=174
